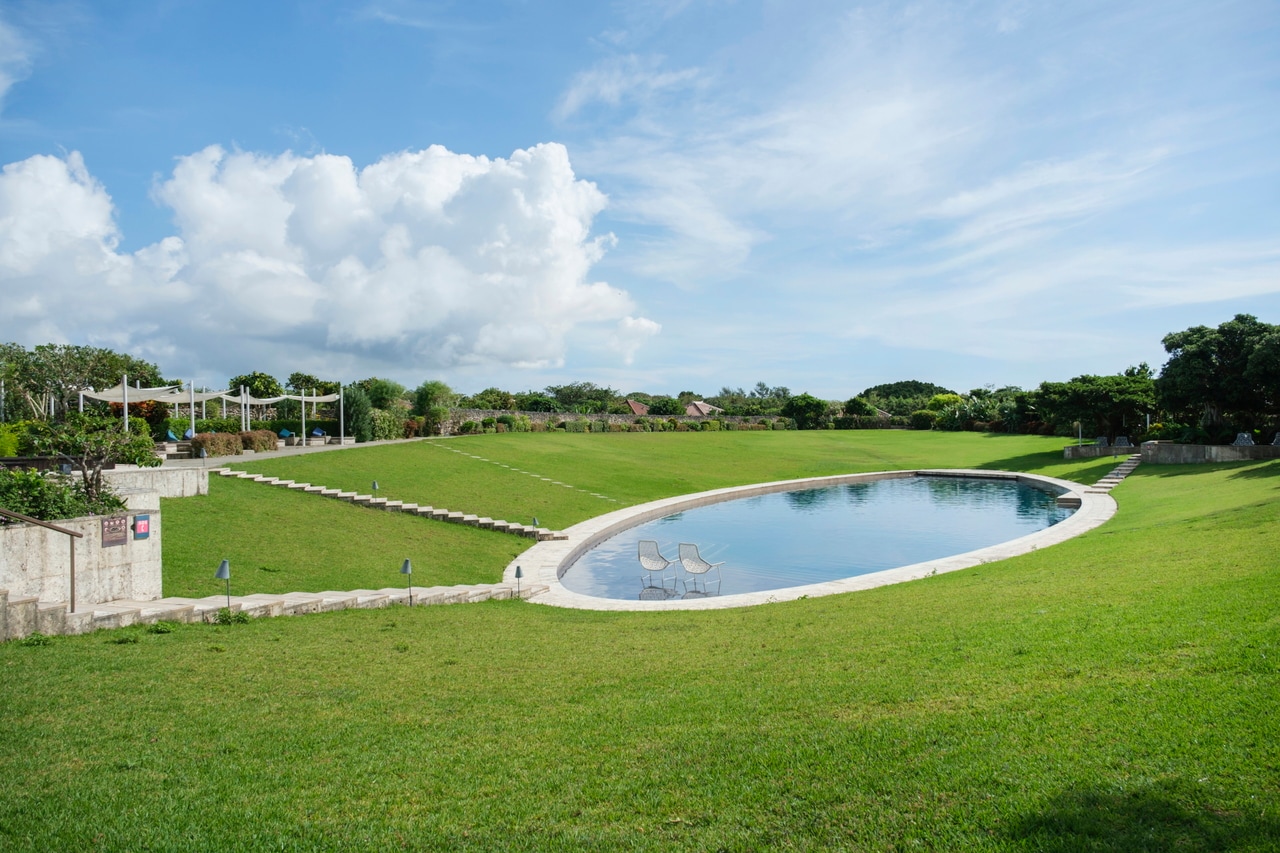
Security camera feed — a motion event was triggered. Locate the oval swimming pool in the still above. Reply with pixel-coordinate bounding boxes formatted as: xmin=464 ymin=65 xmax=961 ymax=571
xmin=560 ymin=475 xmax=1074 ymax=600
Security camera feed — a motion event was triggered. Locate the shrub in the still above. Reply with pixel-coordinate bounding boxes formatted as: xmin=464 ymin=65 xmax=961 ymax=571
xmin=0 ymin=468 xmax=126 ymax=522
xmin=495 ymin=414 xmax=515 ymax=429
xmin=512 ymin=415 xmax=532 ymax=433
xmin=190 ymin=432 xmax=243 ymax=457
xmin=530 ymin=421 xmax=547 ymax=433
xmin=609 ymin=422 xmax=627 ymax=432
xmin=343 ymin=385 xmax=374 ymax=443
xmin=590 ymin=420 xmax=608 ymax=433
xmin=403 ymin=419 xmax=420 ymax=439
xmin=239 ymin=430 xmax=278 ymax=452
xmin=909 ymin=410 xmax=938 ymax=430
xmin=457 ymin=421 xmax=480 ymax=435
xmin=701 ymin=419 xmax=722 ymax=431
xmin=481 ymin=417 xmax=497 ymax=429
xmin=771 ymin=419 xmax=791 ymax=431
xmin=369 ymin=408 xmax=402 ymax=441
xmin=564 ymin=419 xmax=588 ymax=433
xmin=0 ymin=423 xmax=19 ymax=457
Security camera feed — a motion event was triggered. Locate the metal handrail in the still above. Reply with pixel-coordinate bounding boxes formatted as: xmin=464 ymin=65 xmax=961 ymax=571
xmin=0 ymin=507 xmax=85 ymax=613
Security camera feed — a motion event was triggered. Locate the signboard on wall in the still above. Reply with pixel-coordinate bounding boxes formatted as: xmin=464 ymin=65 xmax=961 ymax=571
xmin=101 ymin=516 xmax=128 ymax=548
xmin=132 ymin=514 xmax=150 ymax=540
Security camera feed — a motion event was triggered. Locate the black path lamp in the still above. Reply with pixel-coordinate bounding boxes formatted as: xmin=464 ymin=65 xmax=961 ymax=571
xmin=215 ymin=559 xmax=231 ymax=610
xmin=401 ymin=558 xmax=413 ymax=606
xmin=514 ymin=565 xmax=523 ymax=599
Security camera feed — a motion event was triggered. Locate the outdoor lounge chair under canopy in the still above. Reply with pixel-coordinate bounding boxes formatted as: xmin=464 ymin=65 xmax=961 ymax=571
xmin=638 ymin=540 xmax=678 ymax=593
xmin=678 ymin=543 xmax=724 ymax=595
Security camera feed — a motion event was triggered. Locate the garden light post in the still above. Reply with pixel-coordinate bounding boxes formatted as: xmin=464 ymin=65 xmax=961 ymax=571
xmin=373 ymin=480 xmax=379 ymax=498
xmin=215 ymin=559 xmax=231 ymax=611
xmin=515 ymin=565 xmax=522 ymax=598
xmin=401 ymin=559 xmax=413 ymax=606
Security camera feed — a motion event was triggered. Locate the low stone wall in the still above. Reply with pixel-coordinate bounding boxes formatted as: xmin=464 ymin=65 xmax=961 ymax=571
xmin=0 ymin=498 xmax=162 ymax=605
xmin=104 ymin=466 xmax=209 ymax=499
xmin=1140 ymin=442 xmax=1280 ymax=464
xmin=1062 ymin=444 xmax=1139 ymax=460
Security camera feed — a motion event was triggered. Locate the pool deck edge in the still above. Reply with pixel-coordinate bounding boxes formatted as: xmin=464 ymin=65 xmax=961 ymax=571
xmin=504 ymin=469 xmax=1117 ymax=611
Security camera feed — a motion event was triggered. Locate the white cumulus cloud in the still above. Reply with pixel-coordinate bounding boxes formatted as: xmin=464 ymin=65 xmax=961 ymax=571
xmin=0 ymin=143 xmax=659 ymax=378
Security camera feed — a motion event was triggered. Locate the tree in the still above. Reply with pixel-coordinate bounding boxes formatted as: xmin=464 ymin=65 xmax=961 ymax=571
xmin=228 ymin=372 xmax=283 ymax=399
xmin=463 ymin=387 xmax=515 ymax=410
xmin=357 ymin=377 xmax=407 ymax=411
xmin=781 ymin=393 xmax=831 ymax=430
xmin=2 ymin=343 xmax=165 ymax=420
xmin=514 ymin=392 xmax=559 ymax=412
xmin=646 ymin=396 xmax=684 ymax=416
xmin=1036 ymin=369 xmax=1156 ymax=439
xmin=859 ymin=380 xmax=956 ymax=417
xmin=342 ymin=385 xmax=374 ymax=443
xmin=412 ymin=380 xmax=454 ymax=436
xmin=544 ymin=382 xmax=619 ymax=413
xmin=843 ymin=397 xmax=878 ymax=417
xmin=1157 ymin=314 xmax=1278 ymax=431
xmin=26 ymin=414 xmax=160 ymax=504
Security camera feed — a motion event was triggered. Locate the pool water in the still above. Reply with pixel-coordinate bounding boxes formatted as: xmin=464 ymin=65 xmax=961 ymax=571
xmin=561 ymin=476 xmax=1073 ymax=600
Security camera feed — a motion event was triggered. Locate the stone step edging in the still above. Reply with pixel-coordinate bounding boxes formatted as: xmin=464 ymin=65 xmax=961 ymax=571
xmin=211 ymin=468 xmax=568 ymax=541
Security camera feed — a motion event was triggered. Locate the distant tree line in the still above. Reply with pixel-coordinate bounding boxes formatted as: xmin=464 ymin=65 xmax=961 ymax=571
xmin=4 ymin=314 xmax=1278 ymax=443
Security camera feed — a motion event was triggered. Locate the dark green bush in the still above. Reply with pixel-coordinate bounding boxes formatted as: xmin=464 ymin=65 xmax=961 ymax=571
xmin=457 ymin=421 xmax=480 ymax=435
xmin=910 ymin=410 xmax=938 ymax=430
xmin=0 ymin=468 xmax=125 ymax=522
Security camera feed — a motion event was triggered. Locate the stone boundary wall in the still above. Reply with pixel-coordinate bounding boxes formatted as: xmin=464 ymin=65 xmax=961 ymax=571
xmin=1140 ymin=442 xmax=1280 ymax=464
xmin=1062 ymin=444 xmax=1139 ymax=460
xmin=0 ymin=500 xmax=162 ymax=605
xmin=1063 ymin=441 xmax=1280 ymax=464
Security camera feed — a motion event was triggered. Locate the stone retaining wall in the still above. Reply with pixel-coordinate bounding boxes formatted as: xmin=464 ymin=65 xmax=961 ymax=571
xmin=1063 ymin=441 xmax=1280 ymax=464
xmin=0 ymin=498 xmax=162 ymax=605
xmin=104 ymin=466 xmax=209 ymax=499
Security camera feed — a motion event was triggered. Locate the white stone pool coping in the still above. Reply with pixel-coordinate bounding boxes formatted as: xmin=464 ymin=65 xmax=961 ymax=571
xmin=503 ymin=469 xmax=1117 ymax=611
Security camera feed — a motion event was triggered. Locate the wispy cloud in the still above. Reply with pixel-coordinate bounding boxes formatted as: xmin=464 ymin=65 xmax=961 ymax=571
xmin=554 ymin=54 xmax=699 ymax=121
xmin=0 ymin=17 xmax=33 ymax=114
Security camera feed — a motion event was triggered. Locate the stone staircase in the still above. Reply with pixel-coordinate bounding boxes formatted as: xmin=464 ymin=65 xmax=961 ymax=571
xmin=213 ymin=468 xmax=569 ymax=541
xmin=1 ymin=581 xmax=548 ymax=641
xmin=1084 ymin=454 xmax=1141 ymax=494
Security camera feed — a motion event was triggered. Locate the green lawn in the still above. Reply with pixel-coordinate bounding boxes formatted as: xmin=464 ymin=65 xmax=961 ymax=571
xmin=3 ymin=434 xmax=1277 ymax=851
xmin=226 ymin=431 xmax=1120 ymax=530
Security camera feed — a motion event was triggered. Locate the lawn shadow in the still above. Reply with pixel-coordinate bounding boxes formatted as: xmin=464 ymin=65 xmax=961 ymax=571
xmin=1134 ymin=459 xmax=1280 ymax=481
xmin=1008 ymin=780 xmax=1279 ymax=853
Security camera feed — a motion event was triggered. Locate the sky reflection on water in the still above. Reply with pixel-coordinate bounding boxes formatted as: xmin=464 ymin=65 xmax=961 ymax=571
xmin=562 ymin=477 xmax=1072 ymax=600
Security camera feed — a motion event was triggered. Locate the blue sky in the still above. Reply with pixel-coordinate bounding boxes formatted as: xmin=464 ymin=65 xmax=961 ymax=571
xmin=1 ymin=1 xmax=1278 ymax=399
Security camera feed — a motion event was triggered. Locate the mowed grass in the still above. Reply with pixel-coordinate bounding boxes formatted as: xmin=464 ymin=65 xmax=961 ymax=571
xmin=227 ymin=431 xmax=1121 ymax=531
xmin=160 ymin=477 xmax=527 ymax=596
xmin=2 ymin=436 xmax=1277 ymax=851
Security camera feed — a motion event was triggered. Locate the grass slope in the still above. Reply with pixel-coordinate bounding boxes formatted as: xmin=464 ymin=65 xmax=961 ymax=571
xmin=228 ymin=432 xmax=1120 ymax=530
xmin=2 ymin=437 xmax=1275 ymax=851
xmin=160 ymin=477 xmax=526 ymax=596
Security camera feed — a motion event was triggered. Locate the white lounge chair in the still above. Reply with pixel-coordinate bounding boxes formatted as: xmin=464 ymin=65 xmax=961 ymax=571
xmin=638 ymin=540 xmax=678 ymax=593
xmin=678 ymin=543 xmax=724 ymax=595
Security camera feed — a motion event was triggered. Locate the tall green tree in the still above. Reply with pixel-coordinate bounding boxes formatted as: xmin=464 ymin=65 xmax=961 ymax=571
xmin=1157 ymin=314 xmax=1278 ymax=430
xmin=412 ymin=380 xmax=454 ymax=436
xmin=342 ymin=385 xmax=374 ymax=443
xmin=1036 ymin=367 xmax=1155 ymax=439
xmin=781 ymin=393 xmax=832 ymax=430
xmin=357 ymin=377 xmax=408 ymax=411
xmin=544 ymin=382 xmax=619 ymax=413
xmin=228 ymin=372 xmax=283 ymax=399
xmin=2 ymin=343 xmax=165 ymax=420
